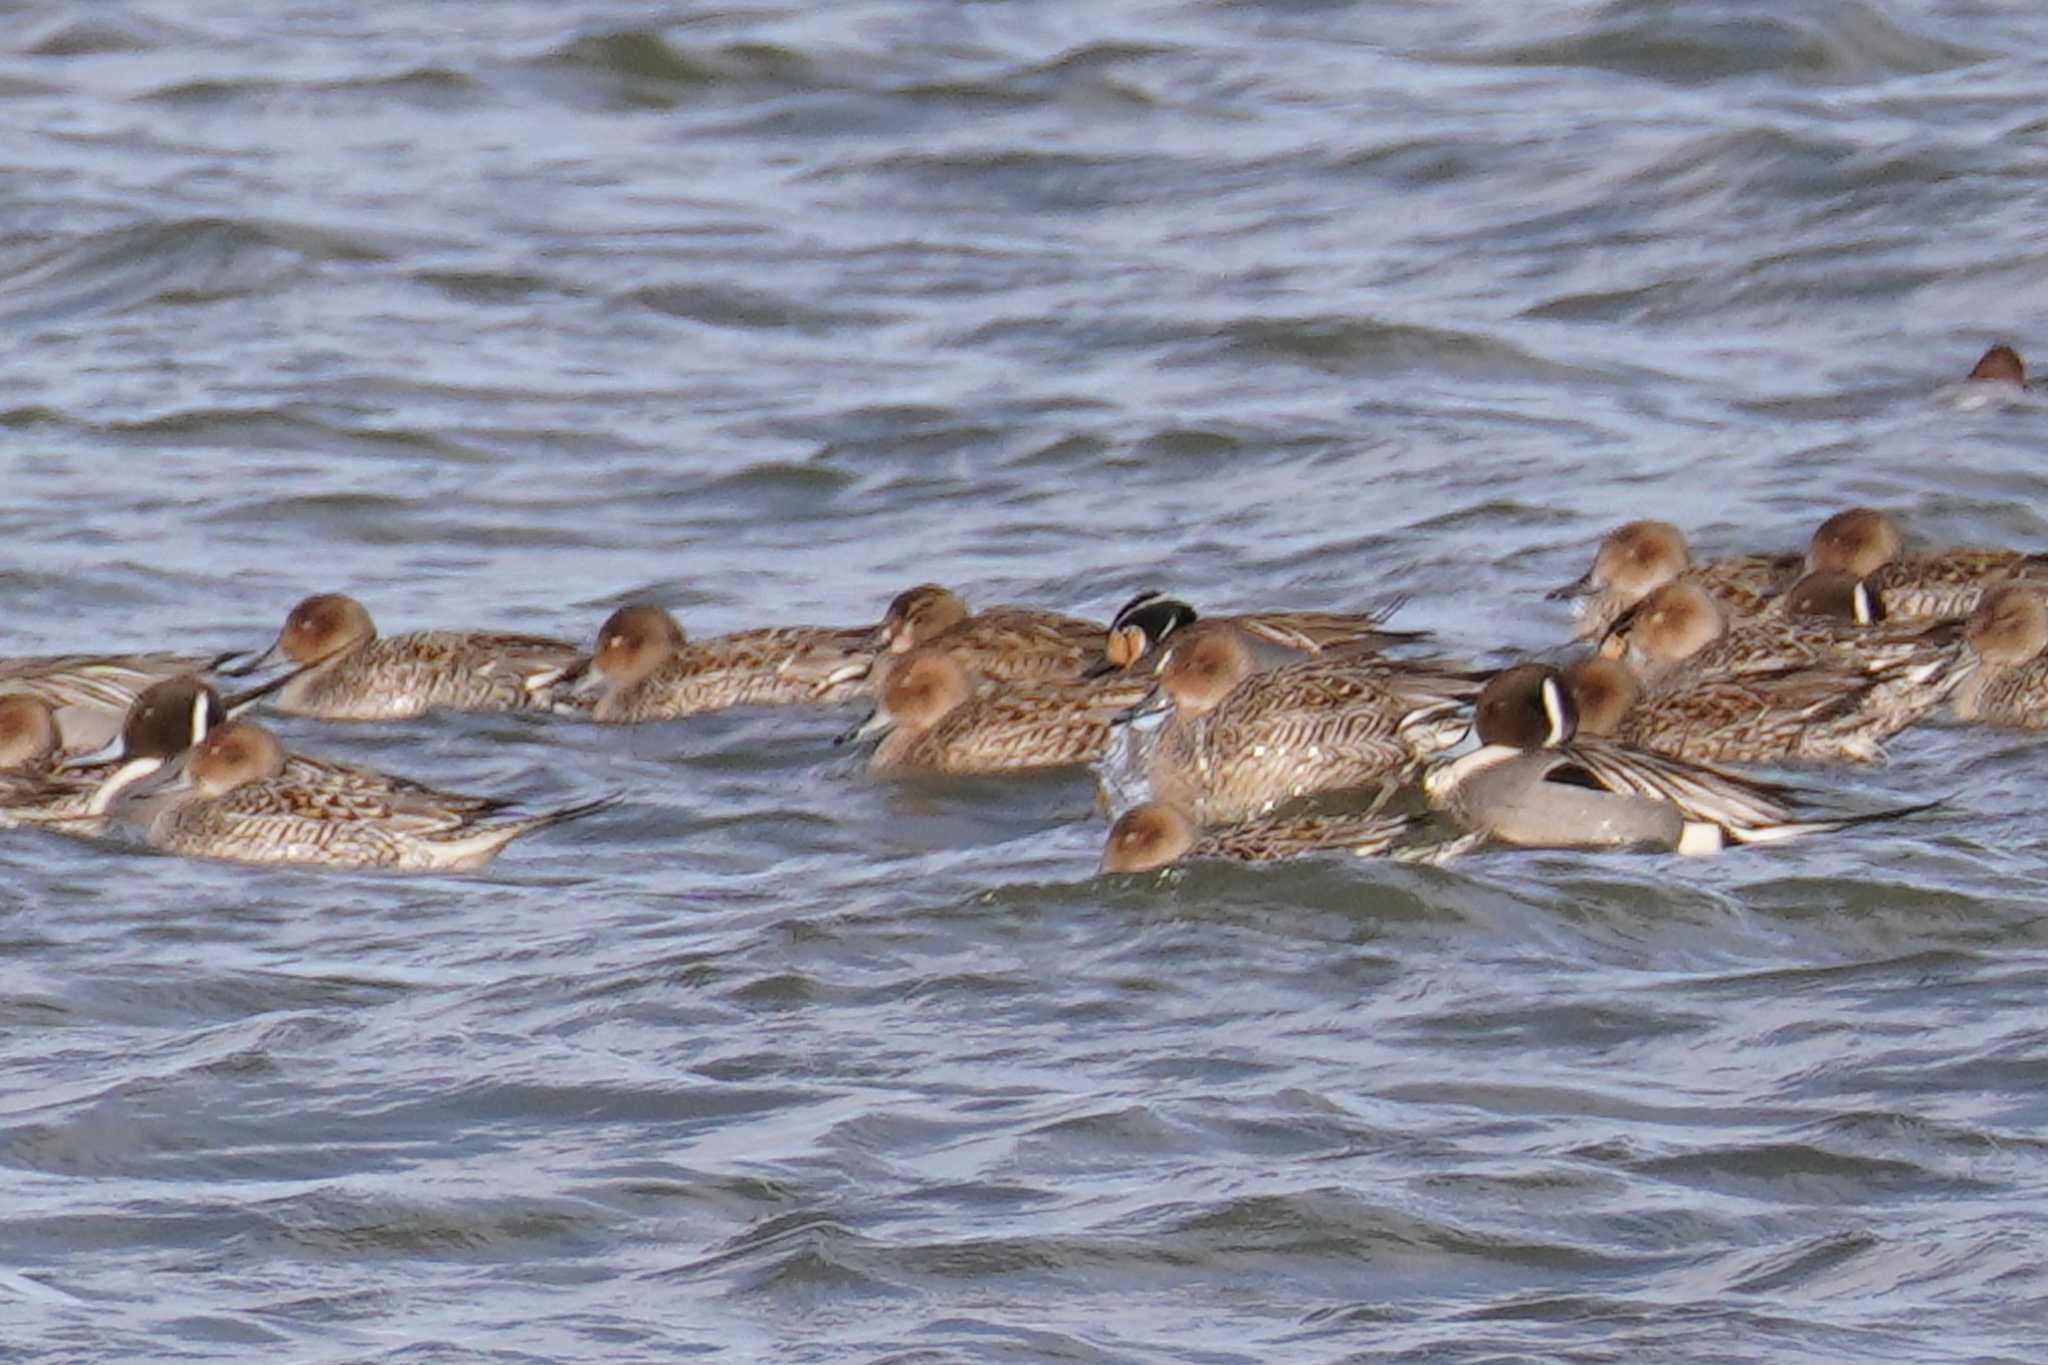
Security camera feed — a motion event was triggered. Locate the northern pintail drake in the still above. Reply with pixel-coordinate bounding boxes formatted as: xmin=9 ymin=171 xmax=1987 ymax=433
xmin=1561 ymin=652 xmax=1946 ymax=767
xmin=9 ymin=673 xmax=252 ymax=832
xmin=547 ymin=604 xmax=872 ymax=721
xmin=1422 ymin=665 xmax=1924 ymax=853
xmin=1549 ymin=520 xmax=1798 ymax=641
xmin=1967 ymin=344 xmax=2025 ymax=386
xmin=846 ymin=651 xmax=1151 ymax=773
xmin=1099 ymin=800 xmax=1435 ymax=873
xmin=1138 ymin=627 xmax=1475 ymax=826
xmin=1946 ymin=586 xmax=2048 ymax=727
xmin=1087 ymin=589 xmax=1428 ymax=678
xmin=226 ymin=593 xmax=581 ymax=721
xmin=129 ymin=718 xmax=610 ymax=870
xmin=1600 ymin=579 xmax=1948 ymax=689
xmin=0 ymin=649 xmax=225 ymax=754
xmin=1805 ymin=507 xmax=2048 ymax=623
xmin=874 ymin=584 xmax=1107 ymax=682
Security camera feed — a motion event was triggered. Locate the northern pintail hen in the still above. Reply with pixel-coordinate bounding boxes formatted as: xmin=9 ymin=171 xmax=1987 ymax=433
xmin=1086 ymin=589 xmax=1428 ymax=678
xmin=1100 ymin=799 xmax=1437 ymax=873
xmin=0 ymin=649 xmax=226 ymax=754
xmin=225 ymin=593 xmax=581 ymax=721
xmin=1804 ymin=507 xmax=2048 ymax=623
xmin=1138 ymin=627 xmax=1476 ymax=826
xmin=0 ymin=695 xmax=90 ymax=830
xmin=546 ymin=604 xmax=872 ymax=721
xmin=1945 ymin=586 xmax=2048 ymax=727
xmin=1549 ymin=520 xmax=1799 ymax=641
xmin=1561 ymin=653 xmax=1947 ymax=767
xmin=1599 ymin=579 xmax=1950 ymax=689
xmin=1422 ymin=664 xmax=1925 ymax=853
xmin=846 ymin=651 xmax=1152 ymax=773
xmin=130 ymin=719 xmax=610 ymax=870
xmin=874 ymin=584 xmax=1108 ymax=682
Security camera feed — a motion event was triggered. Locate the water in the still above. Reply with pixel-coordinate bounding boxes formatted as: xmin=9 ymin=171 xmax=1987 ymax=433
xmin=7 ymin=1 xmax=2048 ymax=1359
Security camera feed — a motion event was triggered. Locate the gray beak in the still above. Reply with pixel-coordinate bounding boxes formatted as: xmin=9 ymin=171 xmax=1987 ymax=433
xmin=835 ymin=707 xmax=895 ymax=747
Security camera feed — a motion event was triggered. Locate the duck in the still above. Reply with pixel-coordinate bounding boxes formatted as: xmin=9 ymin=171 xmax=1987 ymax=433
xmin=0 ymin=649 xmax=228 ymax=754
xmin=223 ymin=593 xmax=580 ymax=721
xmin=74 ymin=674 xmax=513 ymax=826
xmin=1946 ymin=586 xmax=2048 ymax=727
xmin=1137 ymin=627 xmax=1476 ymax=826
xmin=6 ymin=673 xmax=250 ymax=832
xmin=1560 ymin=653 xmax=1945 ymax=767
xmin=545 ymin=604 xmax=873 ymax=721
xmin=1804 ymin=507 xmax=2048 ymax=623
xmin=1086 ymin=589 xmax=1428 ymax=678
xmin=0 ymin=694 xmax=94 ymax=830
xmin=1422 ymin=664 xmax=1924 ymax=852
xmin=1099 ymin=799 xmax=1436 ymax=873
xmin=1599 ymin=579 xmax=1948 ymax=689
xmin=130 ymin=719 xmax=612 ymax=870
xmin=844 ymin=651 xmax=1151 ymax=773
xmin=1548 ymin=520 xmax=1800 ymax=641
xmin=872 ymin=584 xmax=1108 ymax=682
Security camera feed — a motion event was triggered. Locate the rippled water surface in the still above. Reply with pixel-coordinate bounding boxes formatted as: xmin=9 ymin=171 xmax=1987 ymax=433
xmin=9 ymin=1 xmax=2048 ymax=1360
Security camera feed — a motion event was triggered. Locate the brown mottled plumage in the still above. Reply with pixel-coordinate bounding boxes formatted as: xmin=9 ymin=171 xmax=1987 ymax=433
xmin=1100 ymin=800 xmax=1427 ymax=873
xmin=1948 ymin=586 xmax=2048 ymax=727
xmin=874 ymin=584 xmax=1107 ymax=682
xmin=1601 ymin=580 xmax=1950 ymax=690
xmin=1562 ymin=654 xmax=1943 ymax=766
xmin=1805 ymin=507 xmax=2048 ymax=623
xmin=559 ymin=604 xmax=872 ymax=721
xmin=139 ymin=720 xmax=608 ymax=870
xmin=861 ymin=652 xmax=1151 ymax=773
xmin=1145 ymin=631 xmax=1474 ymax=826
xmin=1549 ymin=519 xmax=1799 ymax=641
xmin=233 ymin=593 xmax=580 ymax=721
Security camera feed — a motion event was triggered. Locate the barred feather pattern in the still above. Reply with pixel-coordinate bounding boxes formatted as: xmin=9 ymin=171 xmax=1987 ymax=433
xmin=911 ymin=609 xmax=1109 ymax=683
xmin=1151 ymin=659 xmax=1477 ymax=825
xmin=1951 ymin=652 xmax=2048 ymax=727
xmin=147 ymin=780 xmax=599 ymax=870
xmin=880 ymin=676 xmax=1153 ymax=773
xmin=1870 ymin=551 xmax=2048 ymax=624
xmin=277 ymin=631 xmax=582 ymax=720
xmin=596 ymin=626 xmax=875 ymax=721
xmin=1190 ymin=810 xmax=1420 ymax=863
xmin=1616 ymin=667 xmax=1950 ymax=765
xmin=1640 ymin=617 xmax=1953 ymax=692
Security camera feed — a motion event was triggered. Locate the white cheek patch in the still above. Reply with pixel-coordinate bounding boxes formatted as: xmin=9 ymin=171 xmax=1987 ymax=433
xmin=86 ymin=755 xmax=165 ymax=816
xmin=190 ymin=689 xmax=213 ymax=747
xmin=1540 ymin=676 xmax=1570 ymax=747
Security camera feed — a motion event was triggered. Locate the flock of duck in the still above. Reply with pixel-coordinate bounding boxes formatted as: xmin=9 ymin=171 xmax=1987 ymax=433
xmin=1 ymin=347 xmax=2037 ymax=875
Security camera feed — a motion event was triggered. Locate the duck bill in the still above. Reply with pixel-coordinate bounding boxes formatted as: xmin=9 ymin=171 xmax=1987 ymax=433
xmin=222 ymin=664 xmax=305 ymax=715
xmin=1545 ymin=571 xmax=1595 ymax=602
xmin=213 ymin=637 xmax=286 ymax=679
xmin=835 ymin=707 xmax=896 ymax=747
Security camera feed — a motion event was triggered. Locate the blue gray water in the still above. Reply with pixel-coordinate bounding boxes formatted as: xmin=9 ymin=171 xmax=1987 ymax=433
xmin=8 ymin=1 xmax=2048 ymax=1360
